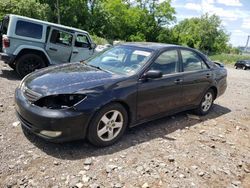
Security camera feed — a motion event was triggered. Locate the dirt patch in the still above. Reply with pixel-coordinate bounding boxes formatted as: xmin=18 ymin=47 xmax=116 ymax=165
xmin=0 ymin=62 xmax=249 ymax=188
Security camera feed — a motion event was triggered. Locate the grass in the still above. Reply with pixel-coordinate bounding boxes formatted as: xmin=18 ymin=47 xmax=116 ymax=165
xmin=209 ymin=54 xmax=250 ymax=65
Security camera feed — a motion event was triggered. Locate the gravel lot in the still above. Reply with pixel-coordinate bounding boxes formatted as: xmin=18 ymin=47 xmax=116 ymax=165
xmin=0 ymin=62 xmax=249 ymax=188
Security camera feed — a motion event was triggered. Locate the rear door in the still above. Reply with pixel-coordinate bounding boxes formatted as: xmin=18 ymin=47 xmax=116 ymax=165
xmin=45 ymin=27 xmax=73 ymax=64
xmin=180 ymin=49 xmax=213 ymax=106
xmin=70 ymin=33 xmax=94 ymax=62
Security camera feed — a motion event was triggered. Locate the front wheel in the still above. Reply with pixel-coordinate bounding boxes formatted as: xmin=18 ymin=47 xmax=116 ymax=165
xmin=194 ymin=89 xmax=214 ymax=115
xmin=242 ymin=65 xmax=246 ymax=70
xmin=16 ymin=54 xmax=46 ymax=78
xmin=87 ymin=103 xmax=128 ymax=147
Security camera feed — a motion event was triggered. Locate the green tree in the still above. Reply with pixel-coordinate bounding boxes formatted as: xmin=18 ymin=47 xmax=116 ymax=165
xmin=0 ymin=0 xmax=50 ymax=20
xmin=172 ymin=14 xmax=229 ymax=54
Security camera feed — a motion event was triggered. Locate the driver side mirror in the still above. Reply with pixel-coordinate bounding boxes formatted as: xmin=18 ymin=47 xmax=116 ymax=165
xmin=90 ymin=43 xmax=97 ymax=49
xmin=142 ymin=70 xmax=163 ymax=80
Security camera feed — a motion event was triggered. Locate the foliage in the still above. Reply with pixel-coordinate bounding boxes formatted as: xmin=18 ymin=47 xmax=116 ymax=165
xmin=91 ymin=34 xmax=109 ymax=45
xmin=209 ymin=54 xmax=250 ymax=64
xmin=0 ymin=0 xmax=234 ymax=55
xmin=0 ymin=0 xmax=50 ymax=20
xmin=171 ymin=14 xmax=229 ymax=55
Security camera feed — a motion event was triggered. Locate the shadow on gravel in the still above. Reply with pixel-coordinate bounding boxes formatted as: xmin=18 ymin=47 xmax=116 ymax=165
xmin=23 ymin=104 xmax=231 ymax=160
xmin=0 ymin=69 xmax=21 ymax=81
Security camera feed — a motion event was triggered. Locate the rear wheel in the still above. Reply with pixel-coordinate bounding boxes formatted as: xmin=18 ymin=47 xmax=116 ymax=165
xmin=87 ymin=103 xmax=128 ymax=147
xmin=242 ymin=65 xmax=246 ymax=70
xmin=16 ymin=54 xmax=46 ymax=78
xmin=194 ymin=89 xmax=214 ymax=115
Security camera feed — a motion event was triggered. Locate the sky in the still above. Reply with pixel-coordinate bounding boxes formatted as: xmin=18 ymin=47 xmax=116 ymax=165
xmin=169 ymin=0 xmax=250 ymax=47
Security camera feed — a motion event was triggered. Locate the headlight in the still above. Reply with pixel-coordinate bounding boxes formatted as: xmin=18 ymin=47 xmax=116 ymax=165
xmin=34 ymin=94 xmax=86 ymax=109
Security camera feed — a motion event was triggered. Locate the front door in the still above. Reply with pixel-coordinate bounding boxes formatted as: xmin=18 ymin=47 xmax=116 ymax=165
xmin=137 ymin=49 xmax=183 ymax=120
xmin=45 ymin=27 xmax=73 ymax=64
xmin=70 ymin=33 xmax=94 ymax=62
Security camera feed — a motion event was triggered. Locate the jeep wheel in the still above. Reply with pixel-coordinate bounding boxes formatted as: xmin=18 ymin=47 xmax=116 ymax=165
xmin=16 ymin=54 xmax=46 ymax=77
xmin=8 ymin=63 xmax=16 ymax=70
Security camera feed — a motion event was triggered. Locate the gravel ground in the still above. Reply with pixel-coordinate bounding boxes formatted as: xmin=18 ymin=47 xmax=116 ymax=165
xmin=0 ymin=62 xmax=249 ymax=188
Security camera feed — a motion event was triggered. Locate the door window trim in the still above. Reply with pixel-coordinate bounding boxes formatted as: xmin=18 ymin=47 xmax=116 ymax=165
xmin=140 ymin=48 xmax=181 ymax=79
xmin=49 ymin=28 xmax=73 ymax=48
xmin=179 ymin=48 xmax=210 ymax=73
xmin=74 ymin=33 xmax=91 ymax=48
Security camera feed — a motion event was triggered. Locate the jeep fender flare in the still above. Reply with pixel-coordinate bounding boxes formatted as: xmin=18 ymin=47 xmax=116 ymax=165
xmin=13 ymin=45 xmax=52 ymax=65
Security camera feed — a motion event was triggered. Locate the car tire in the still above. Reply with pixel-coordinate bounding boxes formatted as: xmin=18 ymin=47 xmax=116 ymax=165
xmin=242 ymin=66 xmax=246 ymax=70
xmin=16 ymin=54 xmax=46 ymax=78
xmin=235 ymin=66 xmax=238 ymax=69
xmin=87 ymin=103 xmax=128 ymax=147
xmin=194 ymin=89 xmax=214 ymax=116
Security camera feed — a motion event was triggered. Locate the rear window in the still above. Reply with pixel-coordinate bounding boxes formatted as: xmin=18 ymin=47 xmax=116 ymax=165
xmin=15 ymin=20 xmax=43 ymax=39
xmin=1 ymin=16 xmax=9 ymax=35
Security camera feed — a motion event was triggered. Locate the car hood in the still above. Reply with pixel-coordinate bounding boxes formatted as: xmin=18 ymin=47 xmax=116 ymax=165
xmin=22 ymin=63 xmax=124 ymax=96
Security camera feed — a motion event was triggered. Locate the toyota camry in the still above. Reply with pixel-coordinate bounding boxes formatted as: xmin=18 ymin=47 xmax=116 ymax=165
xmin=15 ymin=43 xmax=227 ymax=146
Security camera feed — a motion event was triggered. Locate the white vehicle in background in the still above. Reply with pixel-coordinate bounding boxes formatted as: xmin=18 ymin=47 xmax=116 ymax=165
xmin=0 ymin=14 xmax=96 ymax=77
xmin=95 ymin=44 xmax=112 ymax=53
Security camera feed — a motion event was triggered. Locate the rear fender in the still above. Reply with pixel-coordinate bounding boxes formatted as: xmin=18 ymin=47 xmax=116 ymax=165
xmin=13 ymin=45 xmax=52 ymax=64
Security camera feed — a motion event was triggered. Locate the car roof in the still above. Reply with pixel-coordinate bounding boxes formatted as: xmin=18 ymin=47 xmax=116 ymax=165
xmin=120 ymin=42 xmax=193 ymax=50
xmin=8 ymin=14 xmax=89 ymax=34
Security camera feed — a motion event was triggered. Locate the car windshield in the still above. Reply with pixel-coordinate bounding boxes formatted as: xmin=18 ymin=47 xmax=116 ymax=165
xmin=86 ymin=45 xmax=153 ymax=75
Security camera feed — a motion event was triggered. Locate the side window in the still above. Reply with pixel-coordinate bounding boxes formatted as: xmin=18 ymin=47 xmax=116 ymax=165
xmin=181 ymin=50 xmax=208 ymax=72
xmin=150 ymin=50 xmax=179 ymax=75
xmin=75 ymin=34 xmax=90 ymax=48
xmin=50 ymin=29 xmax=73 ymax=46
xmin=1 ymin=16 xmax=9 ymax=35
xmin=15 ymin=20 xmax=43 ymax=39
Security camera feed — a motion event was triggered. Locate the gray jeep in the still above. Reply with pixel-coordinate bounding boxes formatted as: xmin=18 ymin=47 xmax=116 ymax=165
xmin=0 ymin=14 xmax=96 ymax=77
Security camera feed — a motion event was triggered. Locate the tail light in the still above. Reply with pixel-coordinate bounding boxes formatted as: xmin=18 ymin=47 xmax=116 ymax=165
xmin=3 ymin=37 xmax=10 ymax=48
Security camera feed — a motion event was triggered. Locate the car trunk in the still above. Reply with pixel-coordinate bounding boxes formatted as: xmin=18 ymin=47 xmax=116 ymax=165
xmin=0 ymin=15 xmax=9 ymax=52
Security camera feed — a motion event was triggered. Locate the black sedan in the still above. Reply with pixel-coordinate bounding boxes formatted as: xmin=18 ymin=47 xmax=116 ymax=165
xmin=235 ymin=60 xmax=250 ymax=70
xmin=15 ymin=43 xmax=227 ymax=146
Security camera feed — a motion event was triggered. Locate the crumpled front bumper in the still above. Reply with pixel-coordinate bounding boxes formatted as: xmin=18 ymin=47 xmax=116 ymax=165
xmin=15 ymin=88 xmax=92 ymax=142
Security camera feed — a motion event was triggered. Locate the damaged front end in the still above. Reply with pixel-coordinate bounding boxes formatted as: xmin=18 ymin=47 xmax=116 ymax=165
xmin=34 ymin=94 xmax=86 ymax=110
xmin=21 ymin=83 xmax=87 ymax=110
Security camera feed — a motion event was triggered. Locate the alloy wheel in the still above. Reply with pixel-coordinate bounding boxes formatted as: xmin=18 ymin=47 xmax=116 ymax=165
xmin=97 ymin=110 xmax=124 ymax=141
xmin=201 ymin=92 xmax=213 ymax=112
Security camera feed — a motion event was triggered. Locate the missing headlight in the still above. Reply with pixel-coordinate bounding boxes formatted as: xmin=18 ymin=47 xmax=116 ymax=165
xmin=34 ymin=94 xmax=86 ymax=109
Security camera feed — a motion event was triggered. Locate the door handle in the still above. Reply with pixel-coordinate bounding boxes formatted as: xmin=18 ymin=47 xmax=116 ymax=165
xmin=49 ymin=48 xmax=57 ymax=51
xmin=206 ymin=73 xmax=211 ymax=78
xmin=72 ymin=51 xmax=79 ymax=54
xmin=174 ymin=78 xmax=183 ymax=84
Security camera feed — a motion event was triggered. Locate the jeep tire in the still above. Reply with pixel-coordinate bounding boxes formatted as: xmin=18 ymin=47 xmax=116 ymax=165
xmin=16 ymin=54 xmax=46 ymax=78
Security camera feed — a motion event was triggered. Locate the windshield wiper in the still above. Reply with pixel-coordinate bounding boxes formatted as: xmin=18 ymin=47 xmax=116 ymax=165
xmin=88 ymin=64 xmax=103 ymax=71
xmin=80 ymin=60 xmax=108 ymax=72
